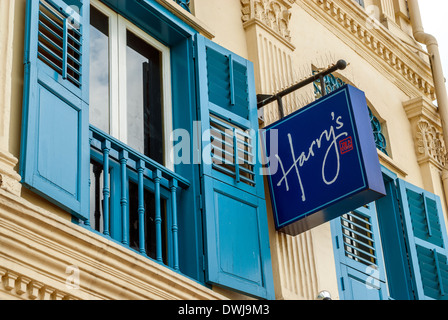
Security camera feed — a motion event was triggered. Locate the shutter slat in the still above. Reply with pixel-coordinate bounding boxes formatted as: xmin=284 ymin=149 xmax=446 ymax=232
xmin=37 ymin=52 xmax=63 ymax=73
xmin=339 ymin=211 xmax=378 ymax=268
xmin=37 ymin=0 xmax=82 ymax=88
xmin=341 ymin=216 xmax=373 ymax=236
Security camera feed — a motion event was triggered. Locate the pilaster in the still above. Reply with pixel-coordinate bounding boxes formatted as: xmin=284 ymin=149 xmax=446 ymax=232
xmin=241 ymin=0 xmax=315 ymax=126
xmin=380 ymin=0 xmax=395 ymax=21
xmin=0 ymin=0 xmax=21 ymax=196
xmin=241 ymin=0 xmax=295 ymax=47
xmin=404 ymin=96 xmax=447 ymax=193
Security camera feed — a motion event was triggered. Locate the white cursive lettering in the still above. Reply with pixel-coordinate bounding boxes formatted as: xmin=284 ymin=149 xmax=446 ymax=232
xmin=276 ymin=113 xmax=348 ymax=202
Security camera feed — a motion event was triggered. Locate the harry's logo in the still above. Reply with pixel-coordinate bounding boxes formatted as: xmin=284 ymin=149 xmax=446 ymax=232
xmin=339 ymin=136 xmax=353 ymax=155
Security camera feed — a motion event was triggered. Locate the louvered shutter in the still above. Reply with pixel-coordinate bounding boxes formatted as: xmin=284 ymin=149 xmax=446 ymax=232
xmin=397 ymin=179 xmax=448 ymax=300
xmin=332 ymin=203 xmax=388 ymax=300
xmin=195 ymin=34 xmax=274 ymax=299
xmin=21 ymin=0 xmax=90 ymax=220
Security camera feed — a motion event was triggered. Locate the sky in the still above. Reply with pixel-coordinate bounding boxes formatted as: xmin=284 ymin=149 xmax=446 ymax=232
xmin=419 ymin=0 xmax=448 ymax=93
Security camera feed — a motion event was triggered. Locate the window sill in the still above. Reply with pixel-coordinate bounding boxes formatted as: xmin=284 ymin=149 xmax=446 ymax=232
xmin=377 ymin=149 xmax=408 ymax=178
xmin=154 ymin=0 xmax=215 ymax=40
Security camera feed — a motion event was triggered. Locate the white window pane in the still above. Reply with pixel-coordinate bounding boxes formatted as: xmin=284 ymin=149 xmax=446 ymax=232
xmin=89 ymin=5 xmax=110 ymax=133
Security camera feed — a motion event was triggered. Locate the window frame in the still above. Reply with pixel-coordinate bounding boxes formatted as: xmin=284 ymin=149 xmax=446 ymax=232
xmin=90 ymin=0 xmax=173 ymax=170
xmin=353 ymin=0 xmax=365 ymax=8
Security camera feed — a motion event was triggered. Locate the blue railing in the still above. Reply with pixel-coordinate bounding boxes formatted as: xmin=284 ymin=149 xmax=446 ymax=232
xmin=87 ymin=126 xmax=190 ymax=271
xmin=174 ymin=0 xmax=190 ymax=12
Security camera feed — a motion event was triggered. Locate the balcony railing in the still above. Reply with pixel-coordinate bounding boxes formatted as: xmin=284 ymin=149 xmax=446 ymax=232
xmin=174 ymin=0 xmax=190 ymax=12
xmin=87 ymin=126 xmax=190 ymax=271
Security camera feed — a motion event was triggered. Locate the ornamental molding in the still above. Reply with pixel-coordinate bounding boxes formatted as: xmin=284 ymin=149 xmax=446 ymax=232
xmin=0 ymin=188 xmax=227 ymax=300
xmin=415 ymin=119 xmax=448 ymax=169
xmin=0 ymin=150 xmax=22 ymax=196
xmin=0 ymin=267 xmax=77 ymax=300
xmin=298 ymin=0 xmax=435 ymax=100
xmin=241 ymin=0 xmax=295 ymax=45
xmin=404 ymin=96 xmax=447 ymax=170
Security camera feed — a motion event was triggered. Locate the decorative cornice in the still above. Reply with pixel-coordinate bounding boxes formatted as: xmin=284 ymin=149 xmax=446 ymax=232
xmin=0 ymin=267 xmax=77 ymax=300
xmin=298 ymin=0 xmax=435 ymax=100
xmin=241 ymin=0 xmax=294 ymax=46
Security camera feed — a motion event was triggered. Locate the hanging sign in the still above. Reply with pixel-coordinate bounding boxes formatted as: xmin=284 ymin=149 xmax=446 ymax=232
xmin=261 ymin=85 xmax=386 ymax=236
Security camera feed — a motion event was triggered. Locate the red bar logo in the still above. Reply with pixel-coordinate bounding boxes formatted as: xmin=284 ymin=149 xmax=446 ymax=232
xmin=339 ymin=136 xmax=353 ymax=155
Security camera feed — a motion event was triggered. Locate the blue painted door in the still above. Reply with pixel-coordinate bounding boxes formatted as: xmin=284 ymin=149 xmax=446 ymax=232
xmin=331 ymin=203 xmax=388 ymax=300
xmin=21 ymin=0 xmax=90 ymax=220
xmin=194 ymin=34 xmax=274 ymax=299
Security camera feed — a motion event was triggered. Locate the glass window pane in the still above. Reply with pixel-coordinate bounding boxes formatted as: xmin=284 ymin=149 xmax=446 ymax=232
xmin=126 ymin=30 xmax=164 ymax=164
xmin=89 ymin=5 xmax=110 ymax=133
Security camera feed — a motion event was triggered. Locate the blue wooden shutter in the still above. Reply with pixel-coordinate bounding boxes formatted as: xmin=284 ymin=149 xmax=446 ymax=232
xmin=331 ymin=203 xmax=388 ymax=300
xmin=21 ymin=0 xmax=90 ymax=220
xmin=397 ymin=180 xmax=448 ymax=300
xmin=195 ymin=34 xmax=274 ymax=299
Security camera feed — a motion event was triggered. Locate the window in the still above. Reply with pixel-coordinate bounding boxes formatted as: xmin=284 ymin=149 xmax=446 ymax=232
xmin=89 ymin=0 xmax=172 ymax=168
xmin=88 ymin=0 xmax=174 ymax=264
xmin=333 ymin=167 xmax=448 ymax=300
xmin=369 ymin=109 xmax=389 ymax=156
xmin=22 ymin=0 xmax=274 ymax=300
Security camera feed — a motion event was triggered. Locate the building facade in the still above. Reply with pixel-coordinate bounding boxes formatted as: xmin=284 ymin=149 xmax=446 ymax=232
xmin=0 ymin=0 xmax=447 ymax=300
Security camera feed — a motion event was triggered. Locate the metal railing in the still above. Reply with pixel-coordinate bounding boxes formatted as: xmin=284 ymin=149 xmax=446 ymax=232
xmin=87 ymin=126 xmax=190 ymax=271
xmin=257 ymin=60 xmax=348 ymax=119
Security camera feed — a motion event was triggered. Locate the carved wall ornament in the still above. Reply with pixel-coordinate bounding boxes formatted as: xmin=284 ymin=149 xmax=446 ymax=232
xmin=241 ymin=0 xmax=293 ymax=42
xmin=416 ymin=119 xmax=448 ymax=169
xmin=404 ymin=96 xmax=447 ymax=171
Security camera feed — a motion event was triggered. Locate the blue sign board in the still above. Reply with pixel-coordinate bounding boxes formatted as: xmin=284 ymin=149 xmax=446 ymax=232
xmin=261 ymin=85 xmax=386 ymax=235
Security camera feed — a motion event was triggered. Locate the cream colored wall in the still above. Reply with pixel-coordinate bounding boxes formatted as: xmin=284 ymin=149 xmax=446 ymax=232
xmin=0 ymin=0 xmax=22 ymax=198
xmin=192 ymin=0 xmax=250 ymax=59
